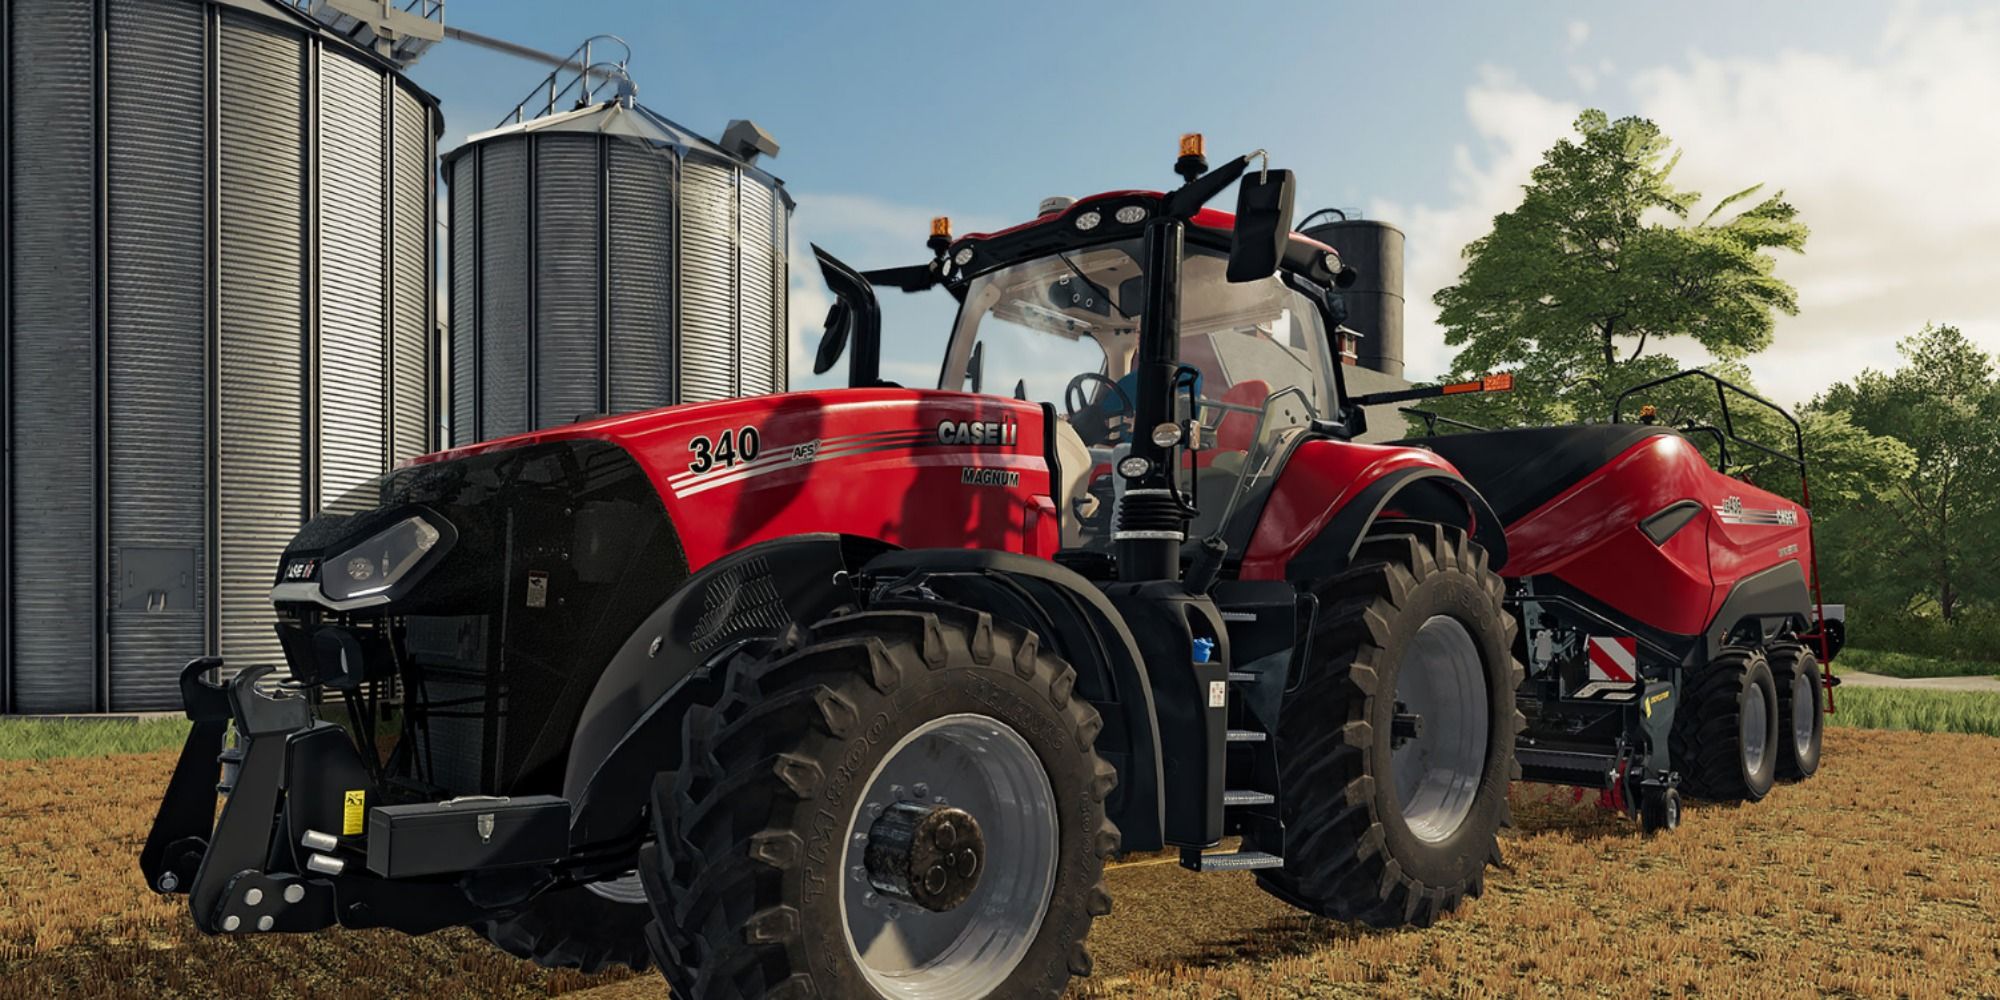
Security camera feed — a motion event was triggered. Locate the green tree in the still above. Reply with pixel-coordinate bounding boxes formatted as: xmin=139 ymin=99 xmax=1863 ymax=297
xmin=1813 ymin=325 xmax=2000 ymax=621
xmin=1424 ymin=110 xmax=1809 ymax=427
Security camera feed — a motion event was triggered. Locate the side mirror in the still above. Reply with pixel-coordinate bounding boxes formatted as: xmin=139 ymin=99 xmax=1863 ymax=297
xmin=812 ymin=300 xmax=852 ymax=375
xmin=966 ymin=341 xmax=985 ymax=393
xmin=1226 ymin=168 xmax=1295 ymax=283
xmin=808 ymin=244 xmax=883 ymax=386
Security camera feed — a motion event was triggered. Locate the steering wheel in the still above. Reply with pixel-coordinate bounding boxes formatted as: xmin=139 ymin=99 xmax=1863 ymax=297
xmin=1063 ymin=372 xmax=1134 ymax=421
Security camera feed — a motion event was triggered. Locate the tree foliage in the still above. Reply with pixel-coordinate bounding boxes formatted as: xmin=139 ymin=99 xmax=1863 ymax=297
xmin=1810 ymin=325 xmax=2000 ymax=621
xmin=1424 ymin=110 xmax=1808 ymax=427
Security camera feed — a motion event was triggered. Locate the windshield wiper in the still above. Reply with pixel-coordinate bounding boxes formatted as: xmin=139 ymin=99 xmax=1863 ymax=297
xmin=1057 ymin=251 xmax=1133 ymax=319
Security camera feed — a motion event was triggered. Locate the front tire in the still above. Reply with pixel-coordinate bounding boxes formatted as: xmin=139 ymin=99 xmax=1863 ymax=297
xmin=641 ymin=606 xmax=1117 ymax=1000
xmin=1768 ymin=641 xmax=1823 ymax=781
xmin=1250 ymin=523 xmax=1522 ymax=928
xmin=1670 ymin=646 xmax=1780 ymax=802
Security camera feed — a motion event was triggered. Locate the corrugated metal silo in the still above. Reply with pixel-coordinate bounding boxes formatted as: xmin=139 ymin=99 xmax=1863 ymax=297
xmin=1301 ymin=215 xmax=1406 ymax=380
xmin=2 ymin=0 xmax=441 ymax=712
xmin=443 ymin=100 xmax=792 ymax=446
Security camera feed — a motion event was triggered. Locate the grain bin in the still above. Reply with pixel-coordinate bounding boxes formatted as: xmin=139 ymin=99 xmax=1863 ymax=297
xmin=442 ymin=98 xmax=792 ymax=445
xmin=2 ymin=0 xmax=441 ymax=712
xmin=1300 ymin=212 xmax=1405 ymax=380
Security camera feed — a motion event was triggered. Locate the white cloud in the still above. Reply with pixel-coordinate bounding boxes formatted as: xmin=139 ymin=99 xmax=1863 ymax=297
xmin=1567 ymin=20 xmax=1591 ymax=49
xmin=1379 ymin=8 xmax=2000 ymax=407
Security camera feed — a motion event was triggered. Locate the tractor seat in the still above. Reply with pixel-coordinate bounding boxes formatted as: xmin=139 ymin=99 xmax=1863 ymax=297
xmin=1400 ymin=424 xmax=1682 ymax=526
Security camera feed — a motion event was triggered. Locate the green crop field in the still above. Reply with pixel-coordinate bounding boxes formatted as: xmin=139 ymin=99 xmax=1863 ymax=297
xmin=0 ymin=718 xmax=191 ymax=761
xmin=1828 ymin=686 xmax=2000 ymax=737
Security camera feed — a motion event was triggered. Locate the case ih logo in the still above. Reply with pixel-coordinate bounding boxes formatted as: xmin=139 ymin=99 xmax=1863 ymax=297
xmin=936 ymin=418 xmax=1019 ymax=446
xmin=1714 ymin=496 xmax=1799 ymax=526
xmin=282 ymin=558 xmax=318 ymax=581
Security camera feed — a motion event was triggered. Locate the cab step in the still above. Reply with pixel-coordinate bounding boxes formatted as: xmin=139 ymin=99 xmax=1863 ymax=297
xmin=1222 ymin=789 xmax=1274 ymax=806
xmin=1228 ymin=671 xmax=1256 ymax=683
xmin=1225 ymin=729 xmax=1266 ymax=743
xmin=1179 ymin=849 xmax=1285 ymax=872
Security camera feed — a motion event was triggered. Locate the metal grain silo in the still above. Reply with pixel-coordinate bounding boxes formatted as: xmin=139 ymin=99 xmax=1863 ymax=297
xmin=1302 ymin=213 xmax=1406 ymax=380
xmin=443 ymin=97 xmax=792 ymax=445
xmin=2 ymin=0 xmax=441 ymax=712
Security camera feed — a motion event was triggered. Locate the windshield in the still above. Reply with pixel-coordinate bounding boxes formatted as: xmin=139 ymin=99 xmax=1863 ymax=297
xmin=939 ymin=238 xmax=1336 ymax=552
xmin=940 ymin=240 xmax=1336 ymax=430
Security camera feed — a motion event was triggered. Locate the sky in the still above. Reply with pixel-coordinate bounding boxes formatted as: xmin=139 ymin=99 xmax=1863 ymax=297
xmin=408 ymin=1 xmax=2000 ymax=407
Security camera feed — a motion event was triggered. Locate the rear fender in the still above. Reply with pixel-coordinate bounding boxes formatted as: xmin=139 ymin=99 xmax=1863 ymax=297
xmin=859 ymin=549 xmax=1166 ymax=853
xmin=1279 ymin=466 xmax=1507 ymax=581
xmin=563 ymin=533 xmax=893 ymax=846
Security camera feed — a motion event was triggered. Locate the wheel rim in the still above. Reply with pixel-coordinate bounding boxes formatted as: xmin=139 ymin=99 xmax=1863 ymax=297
xmin=839 ymin=713 xmax=1058 ymax=1000
xmin=1391 ymin=615 xmax=1490 ymax=844
xmin=1742 ymin=682 xmax=1770 ymax=774
xmin=1791 ymin=669 xmax=1817 ymax=758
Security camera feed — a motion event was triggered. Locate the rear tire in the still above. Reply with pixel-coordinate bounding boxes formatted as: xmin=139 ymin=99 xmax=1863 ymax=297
xmin=1670 ymin=646 xmax=1779 ymax=802
xmin=1768 ymin=641 xmax=1823 ymax=781
xmin=474 ymin=883 xmax=652 ymax=974
xmin=640 ymin=605 xmax=1117 ymax=1000
xmin=1249 ymin=522 xmax=1522 ymax=928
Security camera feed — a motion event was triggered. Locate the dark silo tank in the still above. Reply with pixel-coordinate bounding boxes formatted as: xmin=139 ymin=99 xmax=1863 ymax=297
xmin=1301 ymin=214 xmax=1405 ymax=380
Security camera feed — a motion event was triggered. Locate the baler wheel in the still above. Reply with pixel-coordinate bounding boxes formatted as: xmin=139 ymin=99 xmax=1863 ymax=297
xmin=1767 ymin=641 xmax=1823 ymax=780
xmin=1670 ymin=646 xmax=1780 ymax=801
xmin=639 ymin=605 xmax=1117 ymax=1000
xmin=1249 ymin=521 xmax=1522 ymax=928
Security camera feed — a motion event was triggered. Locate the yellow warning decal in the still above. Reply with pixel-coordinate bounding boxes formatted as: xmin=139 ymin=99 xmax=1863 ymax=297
xmin=1643 ymin=690 xmax=1671 ymax=718
xmin=342 ymin=790 xmax=367 ymax=835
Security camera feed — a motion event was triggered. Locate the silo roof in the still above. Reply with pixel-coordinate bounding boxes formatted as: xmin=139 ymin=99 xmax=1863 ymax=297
xmin=449 ymin=100 xmax=789 ymax=199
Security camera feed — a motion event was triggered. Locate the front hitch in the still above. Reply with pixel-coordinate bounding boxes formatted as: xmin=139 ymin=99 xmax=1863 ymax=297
xmin=140 ymin=658 xmax=322 ymax=932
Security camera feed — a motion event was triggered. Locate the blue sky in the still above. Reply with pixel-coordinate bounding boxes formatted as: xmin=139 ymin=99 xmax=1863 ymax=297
xmin=410 ymin=2 xmax=2000 ymax=404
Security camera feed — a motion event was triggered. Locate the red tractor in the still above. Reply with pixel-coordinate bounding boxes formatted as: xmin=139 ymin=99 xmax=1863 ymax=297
xmin=141 ymin=137 xmax=1829 ymax=999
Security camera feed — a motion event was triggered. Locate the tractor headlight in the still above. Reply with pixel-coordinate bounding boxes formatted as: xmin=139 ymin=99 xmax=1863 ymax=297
xmin=321 ymin=515 xmax=444 ymax=602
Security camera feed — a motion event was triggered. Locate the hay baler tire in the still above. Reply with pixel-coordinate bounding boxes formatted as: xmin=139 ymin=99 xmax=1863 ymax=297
xmin=1767 ymin=641 xmax=1823 ymax=781
xmin=1251 ymin=522 xmax=1522 ymax=928
xmin=640 ymin=605 xmax=1117 ymax=1000
xmin=1670 ymin=646 xmax=1780 ymax=802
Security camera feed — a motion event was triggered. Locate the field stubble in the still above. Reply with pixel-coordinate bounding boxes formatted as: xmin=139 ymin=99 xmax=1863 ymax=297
xmin=3 ymin=730 xmax=1997 ymax=998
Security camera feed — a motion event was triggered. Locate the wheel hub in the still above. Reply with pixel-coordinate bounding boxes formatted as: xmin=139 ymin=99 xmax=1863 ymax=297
xmin=864 ymin=802 xmax=986 ymax=912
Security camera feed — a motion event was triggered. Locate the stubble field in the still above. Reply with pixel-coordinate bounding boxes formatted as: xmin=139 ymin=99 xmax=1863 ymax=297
xmin=3 ymin=727 xmax=1997 ymax=999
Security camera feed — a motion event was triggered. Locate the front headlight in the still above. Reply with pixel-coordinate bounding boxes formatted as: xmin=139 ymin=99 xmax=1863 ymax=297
xmin=321 ymin=515 xmax=443 ymax=602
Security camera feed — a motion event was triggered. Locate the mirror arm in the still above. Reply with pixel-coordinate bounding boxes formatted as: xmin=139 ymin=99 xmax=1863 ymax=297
xmin=1166 ymin=153 xmax=1253 ymax=218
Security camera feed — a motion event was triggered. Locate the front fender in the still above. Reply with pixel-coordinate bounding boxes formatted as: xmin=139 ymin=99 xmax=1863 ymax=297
xmin=1239 ymin=439 xmax=1505 ymax=580
xmin=563 ymin=533 xmax=892 ymax=846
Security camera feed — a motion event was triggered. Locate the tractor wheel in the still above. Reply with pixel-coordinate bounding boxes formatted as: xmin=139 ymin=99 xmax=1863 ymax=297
xmin=1670 ymin=646 xmax=1780 ymax=802
xmin=1768 ymin=641 xmax=1823 ymax=781
xmin=1249 ymin=522 xmax=1522 ymax=928
xmin=639 ymin=605 xmax=1117 ymax=1000
xmin=474 ymin=881 xmax=652 ymax=974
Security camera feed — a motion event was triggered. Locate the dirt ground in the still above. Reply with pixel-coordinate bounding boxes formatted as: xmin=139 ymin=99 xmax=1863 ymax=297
xmin=4 ymin=728 xmax=1998 ymax=998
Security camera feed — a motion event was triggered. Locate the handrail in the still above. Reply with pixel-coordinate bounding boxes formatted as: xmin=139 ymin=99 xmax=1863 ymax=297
xmin=497 ymin=35 xmax=636 ymax=127
xmin=1399 ymin=406 xmax=1489 ymax=436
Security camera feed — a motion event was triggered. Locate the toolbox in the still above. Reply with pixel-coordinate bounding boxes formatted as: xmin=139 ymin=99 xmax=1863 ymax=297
xmin=365 ymin=794 xmax=571 ymax=878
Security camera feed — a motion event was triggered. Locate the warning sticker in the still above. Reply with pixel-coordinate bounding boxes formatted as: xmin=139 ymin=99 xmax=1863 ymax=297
xmin=342 ymin=790 xmax=367 ymax=836
xmin=526 ymin=571 xmax=549 ymax=609
xmin=1208 ymin=680 xmax=1228 ymax=709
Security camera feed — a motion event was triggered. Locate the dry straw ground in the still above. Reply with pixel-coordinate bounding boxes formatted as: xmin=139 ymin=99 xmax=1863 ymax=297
xmin=4 ymin=728 xmax=1998 ymax=999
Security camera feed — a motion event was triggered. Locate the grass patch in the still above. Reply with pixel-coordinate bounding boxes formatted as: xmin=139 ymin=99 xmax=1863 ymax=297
xmin=0 ymin=717 xmax=191 ymax=760
xmin=1838 ymin=646 xmax=2000 ymax=679
xmin=1830 ymin=686 xmax=2000 ymax=737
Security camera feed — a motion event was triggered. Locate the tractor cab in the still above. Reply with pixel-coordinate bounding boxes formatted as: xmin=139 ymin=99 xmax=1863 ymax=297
xmin=812 ymin=140 xmax=1366 ymax=572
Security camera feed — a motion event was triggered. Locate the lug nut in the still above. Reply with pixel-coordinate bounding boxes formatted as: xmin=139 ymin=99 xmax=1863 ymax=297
xmin=157 ymin=873 xmax=179 ymax=893
xmin=283 ymin=884 xmax=305 ymax=904
xmin=222 ymin=915 xmax=240 ymax=932
xmin=257 ymin=915 xmax=274 ymax=931
xmin=244 ymin=888 xmax=263 ymax=906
